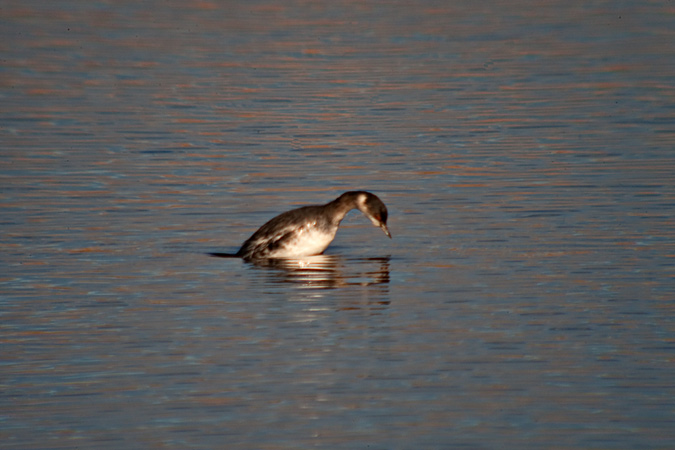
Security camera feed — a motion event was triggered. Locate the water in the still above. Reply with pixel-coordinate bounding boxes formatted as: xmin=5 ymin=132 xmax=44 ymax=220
xmin=2 ymin=1 xmax=674 ymax=448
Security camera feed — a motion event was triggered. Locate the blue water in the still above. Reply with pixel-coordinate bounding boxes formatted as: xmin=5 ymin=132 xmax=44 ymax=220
xmin=2 ymin=1 xmax=674 ymax=448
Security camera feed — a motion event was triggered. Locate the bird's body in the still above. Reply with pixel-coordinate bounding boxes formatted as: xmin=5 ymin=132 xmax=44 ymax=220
xmin=214 ymin=191 xmax=391 ymax=260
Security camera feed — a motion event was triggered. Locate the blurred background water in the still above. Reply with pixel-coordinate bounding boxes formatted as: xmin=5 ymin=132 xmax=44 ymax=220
xmin=1 ymin=0 xmax=674 ymax=448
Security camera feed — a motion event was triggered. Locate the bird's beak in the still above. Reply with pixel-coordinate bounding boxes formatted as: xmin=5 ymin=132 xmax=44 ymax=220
xmin=381 ymin=223 xmax=392 ymax=239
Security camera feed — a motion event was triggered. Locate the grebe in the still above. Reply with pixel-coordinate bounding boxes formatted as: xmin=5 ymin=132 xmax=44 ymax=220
xmin=211 ymin=191 xmax=391 ymax=260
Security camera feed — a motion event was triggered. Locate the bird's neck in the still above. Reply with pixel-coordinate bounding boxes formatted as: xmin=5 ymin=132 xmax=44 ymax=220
xmin=324 ymin=192 xmax=363 ymax=224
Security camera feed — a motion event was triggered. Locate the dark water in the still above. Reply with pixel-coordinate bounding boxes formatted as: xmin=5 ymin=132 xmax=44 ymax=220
xmin=2 ymin=1 xmax=674 ymax=448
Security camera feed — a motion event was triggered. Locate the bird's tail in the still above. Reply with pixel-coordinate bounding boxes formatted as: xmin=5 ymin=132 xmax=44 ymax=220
xmin=208 ymin=252 xmax=241 ymax=258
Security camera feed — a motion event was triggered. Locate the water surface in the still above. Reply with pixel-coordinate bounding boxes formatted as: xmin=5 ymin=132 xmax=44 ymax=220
xmin=2 ymin=1 xmax=674 ymax=448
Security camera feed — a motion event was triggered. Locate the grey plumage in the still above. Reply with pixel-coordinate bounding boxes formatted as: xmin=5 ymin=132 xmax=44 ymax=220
xmin=216 ymin=191 xmax=391 ymax=260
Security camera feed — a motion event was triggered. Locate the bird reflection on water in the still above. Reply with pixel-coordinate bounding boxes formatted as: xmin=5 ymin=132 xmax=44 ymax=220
xmin=251 ymin=254 xmax=391 ymax=292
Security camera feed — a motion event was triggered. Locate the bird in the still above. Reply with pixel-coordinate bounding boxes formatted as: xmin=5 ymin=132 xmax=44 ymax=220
xmin=210 ymin=191 xmax=391 ymax=260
